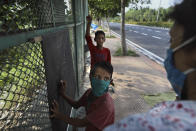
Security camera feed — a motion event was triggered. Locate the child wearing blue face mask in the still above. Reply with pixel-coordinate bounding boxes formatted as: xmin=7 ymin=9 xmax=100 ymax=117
xmin=104 ymin=0 xmax=196 ymax=131
xmin=50 ymin=62 xmax=114 ymax=131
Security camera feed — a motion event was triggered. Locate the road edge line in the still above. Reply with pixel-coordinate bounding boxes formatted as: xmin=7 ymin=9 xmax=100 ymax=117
xmin=111 ymin=30 xmax=164 ymax=66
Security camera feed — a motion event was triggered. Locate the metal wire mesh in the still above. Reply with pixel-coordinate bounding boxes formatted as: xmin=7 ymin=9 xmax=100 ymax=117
xmin=0 ymin=0 xmax=71 ymax=34
xmin=0 ymin=0 xmax=87 ymax=130
xmin=0 ymin=42 xmax=51 ymax=130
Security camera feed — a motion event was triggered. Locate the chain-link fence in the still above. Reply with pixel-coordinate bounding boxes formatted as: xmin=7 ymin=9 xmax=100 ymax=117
xmin=0 ymin=0 xmax=59 ymax=129
xmin=0 ymin=0 xmax=72 ymax=34
xmin=0 ymin=41 xmax=51 ymax=130
xmin=0 ymin=0 xmax=87 ymax=130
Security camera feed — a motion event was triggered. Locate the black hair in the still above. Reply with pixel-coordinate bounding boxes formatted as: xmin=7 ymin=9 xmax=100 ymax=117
xmin=90 ymin=61 xmax=113 ymax=79
xmin=169 ymin=0 xmax=196 ymax=51
xmin=95 ymin=30 xmax=105 ymax=39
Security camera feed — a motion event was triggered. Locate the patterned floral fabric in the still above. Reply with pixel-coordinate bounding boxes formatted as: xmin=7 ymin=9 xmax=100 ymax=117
xmin=104 ymin=101 xmax=196 ymax=131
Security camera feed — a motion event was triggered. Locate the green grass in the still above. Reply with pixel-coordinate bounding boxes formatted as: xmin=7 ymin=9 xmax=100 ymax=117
xmin=105 ymin=35 xmax=116 ymax=38
xmin=127 ymin=21 xmax=173 ymax=28
xmin=114 ymin=47 xmax=139 ymax=57
xmin=143 ymin=92 xmax=176 ymax=107
xmin=110 ymin=19 xmax=173 ymax=28
xmin=96 ymin=26 xmax=108 ymax=32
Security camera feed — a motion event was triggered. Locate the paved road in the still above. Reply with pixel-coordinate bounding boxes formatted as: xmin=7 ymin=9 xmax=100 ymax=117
xmin=109 ymin=23 xmax=171 ymax=59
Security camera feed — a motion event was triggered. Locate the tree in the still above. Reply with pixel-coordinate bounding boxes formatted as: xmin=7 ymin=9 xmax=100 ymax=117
xmin=121 ymin=0 xmax=127 ymax=55
xmin=88 ymin=0 xmax=150 ymax=55
xmin=88 ymin=0 xmax=129 ymax=29
xmin=121 ymin=0 xmax=150 ymax=55
xmin=88 ymin=0 xmax=127 ymax=18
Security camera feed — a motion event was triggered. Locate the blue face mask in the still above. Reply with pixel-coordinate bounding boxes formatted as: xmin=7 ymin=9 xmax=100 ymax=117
xmin=164 ymin=36 xmax=196 ymax=98
xmin=91 ymin=77 xmax=110 ymax=97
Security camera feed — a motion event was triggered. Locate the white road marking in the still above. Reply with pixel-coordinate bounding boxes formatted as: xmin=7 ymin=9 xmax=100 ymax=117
xmin=141 ymin=33 xmax=148 ymax=36
xmin=152 ymin=36 xmax=162 ymax=39
xmin=110 ymin=30 xmax=164 ymax=65
xmin=134 ymin=31 xmax=139 ymax=33
xmin=156 ymin=31 xmax=161 ymax=33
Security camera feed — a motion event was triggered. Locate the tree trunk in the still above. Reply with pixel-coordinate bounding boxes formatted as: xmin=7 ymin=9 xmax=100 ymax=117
xmin=97 ymin=18 xmax=101 ymax=26
xmin=106 ymin=17 xmax=111 ymax=37
xmin=121 ymin=0 xmax=127 ymax=56
xmin=156 ymin=0 xmax=162 ymax=22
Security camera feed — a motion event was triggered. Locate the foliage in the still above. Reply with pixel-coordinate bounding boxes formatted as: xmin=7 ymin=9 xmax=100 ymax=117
xmin=88 ymin=0 xmax=150 ymax=19
xmin=88 ymin=0 xmax=122 ymax=19
xmin=0 ymin=0 xmax=70 ymax=33
xmin=135 ymin=21 xmax=172 ymax=28
xmin=0 ymin=1 xmax=38 ymax=33
xmin=110 ymin=7 xmax=174 ymax=27
xmin=125 ymin=7 xmax=173 ymax=22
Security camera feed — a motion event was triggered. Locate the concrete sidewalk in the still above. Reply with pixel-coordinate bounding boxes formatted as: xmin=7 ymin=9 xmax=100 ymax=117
xmin=72 ymin=36 xmax=175 ymax=131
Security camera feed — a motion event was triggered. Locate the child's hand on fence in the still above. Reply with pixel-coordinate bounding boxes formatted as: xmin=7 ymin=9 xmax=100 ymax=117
xmin=59 ymin=80 xmax=66 ymax=97
xmin=86 ymin=15 xmax=92 ymax=24
xmin=50 ymin=100 xmax=62 ymax=120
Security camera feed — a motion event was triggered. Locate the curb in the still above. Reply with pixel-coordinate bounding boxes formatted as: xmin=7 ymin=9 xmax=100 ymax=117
xmin=125 ymin=23 xmax=170 ymax=30
xmin=110 ymin=22 xmax=170 ymax=30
